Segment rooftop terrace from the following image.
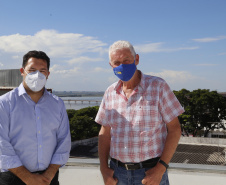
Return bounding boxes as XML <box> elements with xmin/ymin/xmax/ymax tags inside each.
<box><xmin>58</xmin><ymin>137</ymin><xmax>226</xmax><ymax>185</ymax></box>
<box><xmin>59</xmin><ymin>158</ymin><xmax>226</xmax><ymax>185</ymax></box>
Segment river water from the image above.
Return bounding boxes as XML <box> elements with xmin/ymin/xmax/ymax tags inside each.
<box><xmin>61</xmin><ymin>96</ymin><xmax>103</xmax><ymax>110</ymax></box>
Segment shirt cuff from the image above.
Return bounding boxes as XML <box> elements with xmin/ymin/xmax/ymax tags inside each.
<box><xmin>0</xmin><ymin>155</ymin><xmax>23</xmax><ymax>171</ymax></box>
<box><xmin>50</xmin><ymin>152</ymin><xmax>69</xmax><ymax>167</ymax></box>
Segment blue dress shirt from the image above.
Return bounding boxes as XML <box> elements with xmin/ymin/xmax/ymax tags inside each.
<box><xmin>0</xmin><ymin>83</ymin><xmax>71</xmax><ymax>172</ymax></box>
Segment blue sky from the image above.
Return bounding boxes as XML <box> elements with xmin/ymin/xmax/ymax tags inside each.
<box><xmin>0</xmin><ymin>0</ymin><xmax>225</xmax><ymax>92</ymax></box>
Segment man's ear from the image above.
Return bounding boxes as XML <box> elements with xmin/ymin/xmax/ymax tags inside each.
<box><xmin>20</xmin><ymin>68</ymin><xmax>25</xmax><ymax>76</ymax></box>
<box><xmin>135</xmin><ymin>54</ymin><xmax>139</xmax><ymax>65</ymax></box>
<box><xmin>47</xmin><ymin>71</ymin><xmax>50</xmax><ymax>79</ymax></box>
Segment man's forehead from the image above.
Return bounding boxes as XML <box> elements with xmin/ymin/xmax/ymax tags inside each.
<box><xmin>26</xmin><ymin>58</ymin><xmax>47</xmax><ymax>67</ymax></box>
<box><xmin>112</xmin><ymin>48</ymin><xmax>130</xmax><ymax>53</ymax></box>
<box><xmin>111</xmin><ymin>48</ymin><xmax>132</xmax><ymax>58</ymax></box>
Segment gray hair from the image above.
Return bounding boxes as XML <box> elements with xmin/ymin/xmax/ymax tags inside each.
<box><xmin>109</xmin><ymin>40</ymin><xmax>136</xmax><ymax>61</ymax></box>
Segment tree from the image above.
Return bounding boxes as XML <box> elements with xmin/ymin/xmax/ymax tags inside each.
<box><xmin>174</xmin><ymin>89</ymin><xmax>194</xmax><ymax>136</ymax></box>
<box><xmin>174</xmin><ymin>89</ymin><xmax>226</xmax><ymax>137</ymax></box>
<box><xmin>67</xmin><ymin>106</ymin><xmax>101</xmax><ymax>141</ymax></box>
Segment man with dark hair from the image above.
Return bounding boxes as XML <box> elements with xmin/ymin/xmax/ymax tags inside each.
<box><xmin>22</xmin><ymin>50</ymin><xmax>50</xmax><ymax>70</ymax></box>
<box><xmin>0</xmin><ymin>50</ymin><xmax>71</xmax><ymax>185</ymax></box>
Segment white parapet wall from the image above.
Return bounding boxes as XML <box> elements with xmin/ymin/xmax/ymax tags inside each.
<box><xmin>179</xmin><ymin>136</ymin><xmax>226</xmax><ymax>146</ymax></box>
<box><xmin>71</xmin><ymin>136</ymin><xmax>226</xmax><ymax>148</ymax></box>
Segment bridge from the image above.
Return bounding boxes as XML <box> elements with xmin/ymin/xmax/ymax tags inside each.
<box><xmin>63</xmin><ymin>99</ymin><xmax>102</xmax><ymax>104</ymax></box>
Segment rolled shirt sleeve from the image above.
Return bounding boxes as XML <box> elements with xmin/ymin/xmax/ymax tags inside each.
<box><xmin>50</xmin><ymin>101</ymin><xmax>71</xmax><ymax>166</ymax></box>
<box><xmin>95</xmin><ymin>91</ymin><xmax>109</xmax><ymax>126</ymax></box>
<box><xmin>159</xmin><ymin>80</ymin><xmax>185</xmax><ymax>124</ymax></box>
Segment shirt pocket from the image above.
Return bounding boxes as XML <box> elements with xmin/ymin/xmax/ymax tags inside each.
<box><xmin>139</xmin><ymin>100</ymin><xmax>161</xmax><ymax>125</ymax></box>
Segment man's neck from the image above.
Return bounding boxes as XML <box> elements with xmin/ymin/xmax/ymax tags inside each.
<box><xmin>122</xmin><ymin>70</ymin><xmax>141</xmax><ymax>99</ymax></box>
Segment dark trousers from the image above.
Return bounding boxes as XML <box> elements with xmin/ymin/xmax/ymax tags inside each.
<box><xmin>0</xmin><ymin>170</ymin><xmax>59</xmax><ymax>185</ymax></box>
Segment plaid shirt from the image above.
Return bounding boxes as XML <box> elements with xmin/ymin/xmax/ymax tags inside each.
<box><xmin>95</xmin><ymin>72</ymin><xmax>184</xmax><ymax>163</ymax></box>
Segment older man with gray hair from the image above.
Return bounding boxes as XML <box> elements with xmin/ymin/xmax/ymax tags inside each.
<box><xmin>95</xmin><ymin>40</ymin><xmax>184</xmax><ymax>185</ymax></box>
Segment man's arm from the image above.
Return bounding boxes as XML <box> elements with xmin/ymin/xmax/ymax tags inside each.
<box><xmin>98</xmin><ymin>125</ymin><xmax>117</xmax><ymax>185</ymax></box>
<box><xmin>50</xmin><ymin>103</ymin><xmax>71</xmax><ymax>168</ymax></box>
<box><xmin>159</xmin><ymin>117</ymin><xmax>182</xmax><ymax>165</ymax></box>
<box><xmin>42</xmin><ymin>164</ymin><xmax>61</xmax><ymax>182</ymax></box>
<box><xmin>142</xmin><ymin>117</ymin><xmax>181</xmax><ymax>185</ymax></box>
<box><xmin>9</xmin><ymin>166</ymin><xmax>50</xmax><ymax>185</ymax></box>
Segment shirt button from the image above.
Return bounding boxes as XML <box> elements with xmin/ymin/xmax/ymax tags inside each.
<box><xmin>39</xmin><ymin>145</ymin><xmax>42</xmax><ymax>148</ymax></box>
<box><xmin>38</xmin><ymin>131</ymin><xmax>40</xmax><ymax>134</ymax></box>
<box><xmin>37</xmin><ymin>117</ymin><xmax>39</xmax><ymax>119</ymax></box>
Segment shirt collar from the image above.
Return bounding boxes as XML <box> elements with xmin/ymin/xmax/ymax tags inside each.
<box><xmin>139</xmin><ymin>71</ymin><xmax>145</xmax><ymax>91</ymax></box>
<box><xmin>18</xmin><ymin>83</ymin><xmax>27</xmax><ymax>96</ymax></box>
<box><xmin>114</xmin><ymin>70</ymin><xmax>146</xmax><ymax>93</ymax></box>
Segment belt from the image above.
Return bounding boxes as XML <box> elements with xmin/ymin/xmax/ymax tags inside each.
<box><xmin>111</xmin><ymin>157</ymin><xmax>160</xmax><ymax>170</ymax></box>
<box><xmin>32</xmin><ymin>170</ymin><xmax>46</xmax><ymax>174</ymax></box>
<box><xmin>31</xmin><ymin>170</ymin><xmax>59</xmax><ymax>174</ymax></box>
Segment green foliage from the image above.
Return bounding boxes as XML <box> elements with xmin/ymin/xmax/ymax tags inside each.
<box><xmin>66</xmin><ymin>106</ymin><xmax>101</xmax><ymax>141</ymax></box>
<box><xmin>174</xmin><ymin>89</ymin><xmax>226</xmax><ymax>137</ymax></box>
<box><xmin>66</xmin><ymin>89</ymin><xmax>226</xmax><ymax>140</ymax></box>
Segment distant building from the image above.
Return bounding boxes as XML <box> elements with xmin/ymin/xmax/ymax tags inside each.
<box><xmin>0</xmin><ymin>69</ymin><xmax>22</xmax><ymax>96</ymax></box>
<box><xmin>207</xmin><ymin>120</ymin><xmax>226</xmax><ymax>138</ymax></box>
<box><xmin>0</xmin><ymin>69</ymin><xmax>22</xmax><ymax>87</ymax></box>
<box><xmin>219</xmin><ymin>92</ymin><xmax>226</xmax><ymax>97</ymax></box>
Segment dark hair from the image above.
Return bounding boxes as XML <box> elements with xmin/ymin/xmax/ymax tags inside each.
<box><xmin>23</xmin><ymin>50</ymin><xmax>50</xmax><ymax>70</ymax></box>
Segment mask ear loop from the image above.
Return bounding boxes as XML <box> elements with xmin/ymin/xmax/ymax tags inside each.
<box><xmin>23</xmin><ymin>68</ymin><xmax>29</xmax><ymax>75</ymax></box>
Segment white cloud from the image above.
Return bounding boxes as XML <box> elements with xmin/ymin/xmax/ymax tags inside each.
<box><xmin>12</xmin><ymin>55</ymin><xmax>20</xmax><ymax>59</ymax></box>
<box><xmin>93</xmin><ymin>67</ymin><xmax>111</xmax><ymax>73</ymax></box>
<box><xmin>108</xmin><ymin>76</ymin><xmax>118</xmax><ymax>84</ymax></box>
<box><xmin>145</xmin><ymin>70</ymin><xmax>211</xmax><ymax>91</ymax></box>
<box><xmin>134</xmin><ymin>43</ymin><xmax>163</xmax><ymax>53</ymax></box>
<box><xmin>0</xmin><ymin>62</ymin><xmax>3</xmax><ymax>67</ymax></box>
<box><xmin>134</xmin><ymin>43</ymin><xmax>198</xmax><ymax>53</ymax></box>
<box><xmin>218</xmin><ymin>52</ymin><xmax>226</xmax><ymax>55</ymax></box>
<box><xmin>67</xmin><ymin>56</ymin><xmax>104</xmax><ymax>64</ymax></box>
<box><xmin>147</xmin><ymin>70</ymin><xmax>196</xmax><ymax>84</ymax></box>
<box><xmin>50</xmin><ymin>64</ymin><xmax>80</xmax><ymax>76</ymax></box>
<box><xmin>194</xmin><ymin>63</ymin><xmax>217</xmax><ymax>66</ymax></box>
<box><xmin>192</xmin><ymin>36</ymin><xmax>226</xmax><ymax>43</ymax></box>
<box><xmin>0</xmin><ymin>30</ymin><xmax>107</xmax><ymax>57</ymax></box>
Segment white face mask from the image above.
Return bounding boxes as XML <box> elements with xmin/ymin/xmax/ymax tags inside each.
<box><xmin>24</xmin><ymin>69</ymin><xmax>47</xmax><ymax>92</ymax></box>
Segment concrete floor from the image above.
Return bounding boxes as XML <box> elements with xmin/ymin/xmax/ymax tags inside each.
<box><xmin>59</xmin><ymin>166</ymin><xmax>226</xmax><ymax>185</ymax></box>
<box><xmin>59</xmin><ymin>158</ymin><xmax>226</xmax><ymax>185</ymax></box>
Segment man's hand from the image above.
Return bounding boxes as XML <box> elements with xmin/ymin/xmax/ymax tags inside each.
<box><xmin>9</xmin><ymin>166</ymin><xmax>51</xmax><ymax>185</ymax></box>
<box><xmin>98</xmin><ymin>125</ymin><xmax>117</xmax><ymax>185</ymax></box>
<box><xmin>101</xmin><ymin>167</ymin><xmax>118</xmax><ymax>185</ymax></box>
<box><xmin>141</xmin><ymin>163</ymin><xmax>165</xmax><ymax>185</ymax></box>
<box><xmin>42</xmin><ymin>164</ymin><xmax>60</xmax><ymax>183</ymax></box>
<box><xmin>25</xmin><ymin>173</ymin><xmax>50</xmax><ymax>185</ymax></box>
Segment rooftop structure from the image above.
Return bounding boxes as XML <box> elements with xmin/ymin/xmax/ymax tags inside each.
<box><xmin>0</xmin><ymin>69</ymin><xmax>22</xmax><ymax>87</ymax></box>
<box><xmin>0</xmin><ymin>69</ymin><xmax>22</xmax><ymax>95</ymax></box>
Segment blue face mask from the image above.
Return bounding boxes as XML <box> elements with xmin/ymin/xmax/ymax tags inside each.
<box><xmin>113</xmin><ymin>60</ymin><xmax>136</xmax><ymax>81</ymax></box>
